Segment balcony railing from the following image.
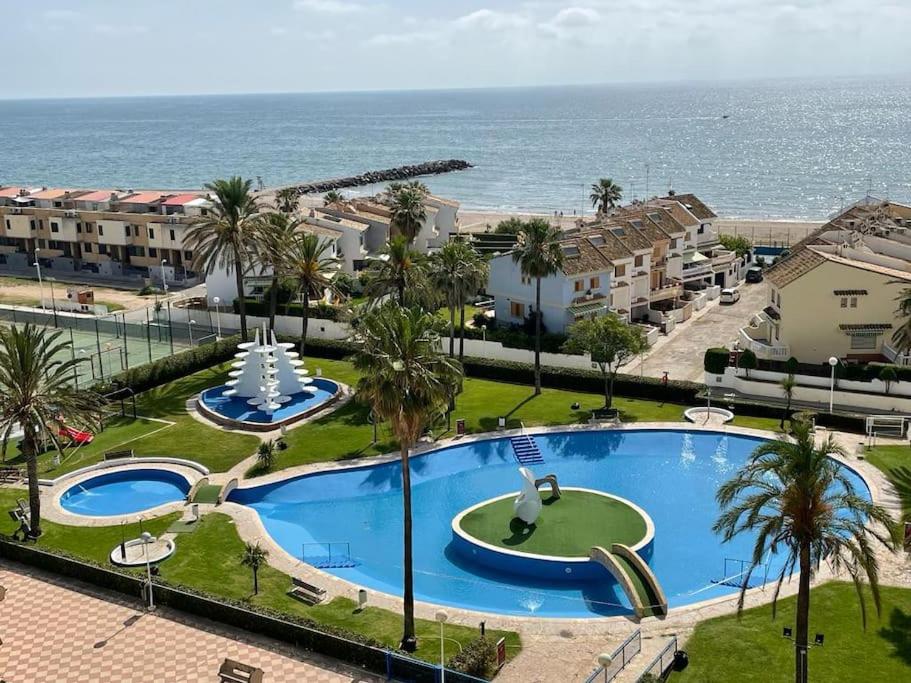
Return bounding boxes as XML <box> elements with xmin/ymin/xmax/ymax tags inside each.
<box><xmin>649</xmin><ymin>282</ymin><xmax>683</xmax><ymax>303</ymax></box>
<box><xmin>882</xmin><ymin>342</ymin><xmax>911</xmax><ymax>366</ymax></box>
<box><xmin>738</xmin><ymin>328</ymin><xmax>790</xmax><ymax>359</ymax></box>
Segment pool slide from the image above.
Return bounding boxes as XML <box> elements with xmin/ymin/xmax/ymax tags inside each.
<box><xmin>589</xmin><ymin>545</ymin><xmax>668</xmax><ymax>619</ymax></box>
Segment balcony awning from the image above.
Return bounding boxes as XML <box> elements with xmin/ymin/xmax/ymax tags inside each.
<box><xmin>683</xmin><ymin>251</ymin><xmax>709</xmax><ymax>264</ymax></box>
<box><xmin>569</xmin><ymin>300</ymin><xmax>610</xmax><ymax>316</ymax></box>
<box><xmin>839</xmin><ymin>323</ymin><xmax>892</xmax><ymax>336</ymax></box>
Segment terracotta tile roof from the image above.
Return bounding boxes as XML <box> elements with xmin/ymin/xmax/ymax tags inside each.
<box><xmin>74</xmin><ymin>190</ymin><xmax>116</xmax><ymax>203</ymax></box>
<box><xmin>662</xmin><ymin>193</ymin><xmax>717</xmax><ymax>220</ymax></box>
<box><xmin>28</xmin><ymin>188</ymin><xmax>72</xmax><ymax>200</ymax></box>
<box><xmin>559</xmin><ymin>236</ymin><xmax>612</xmax><ymax>276</ymax></box>
<box><xmin>118</xmin><ymin>191</ymin><xmax>170</xmax><ymax>205</ymax></box>
<box><xmin>0</xmin><ymin>187</ymin><xmax>24</xmax><ymax>198</ymax></box>
<box><xmin>650</xmin><ymin>200</ymin><xmax>699</xmax><ymax>227</ymax></box>
<box><xmin>160</xmin><ymin>193</ymin><xmax>200</xmax><ymax>206</ymax></box>
<box><xmin>578</xmin><ymin>228</ymin><xmax>634</xmax><ymax>263</ymax></box>
<box><xmin>604</xmin><ymin>220</ymin><xmax>653</xmax><ymax>252</ymax></box>
<box><xmin>764</xmin><ymin>247</ymin><xmax>827</xmax><ymax>287</ymax></box>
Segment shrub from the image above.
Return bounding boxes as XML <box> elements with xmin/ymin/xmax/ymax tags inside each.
<box><xmin>334</xmin><ymin>272</ymin><xmax>362</xmax><ymax>298</ymax></box>
<box><xmin>257</xmin><ymin>440</ymin><xmax>277</xmax><ymax>471</ymax></box>
<box><xmin>879</xmin><ymin>365</ymin><xmax>898</xmax><ymax>393</ymax></box>
<box><xmin>718</xmin><ymin>234</ymin><xmax>752</xmax><ymax>257</ymax></box>
<box><xmin>448</xmin><ymin>636</ymin><xmax>496</xmax><ymax>678</ymax></box>
<box><xmin>785</xmin><ymin>356</ymin><xmax>799</xmax><ymax>375</ymax></box>
<box><xmin>739</xmin><ymin>349</ymin><xmax>757</xmax><ymax>377</ymax></box>
<box><xmin>472</xmin><ymin>311</ymin><xmax>491</xmax><ymax>329</ymax></box>
<box><xmin>703</xmin><ymin>348</ymin><xmax>730</xmax><ymax>374</ymax></box>
<box><xmin>235</xmin><ymin>298</ymin><xmax>348</xmax><ymax>322</ymax></box>
<box><xmin>138</xmin><ymin>284</ymin><xmax>162</xmax><ymax>296</ymax></box>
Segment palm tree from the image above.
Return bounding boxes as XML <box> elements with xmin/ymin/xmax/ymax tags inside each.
<box><xmin>284</xmin><ymin>232</ymin><xmax>340</xmax><ymax>356</ymax></box>
<box><xmin>0</xmin><ymin>325</ymin><xmax>105</xmax><ymax>537</ymax></box>
<box><xmin>590</xmin><ymin>178</ymin><xmax>623</xmax><ymax>214</ymax></box>
<box><xmin>364</xmin><ymin>236</ymin><xmax>429</xmax><ymax>307</ymax></box>
<box><xmin>428</xmin><ymin>242</ymin><xmax>464</xmax><ymax>357</ymax></box>
<box><xmin>274</xmin><ymin>187</ymin><xmax>299</xmax><ymax>214</ymax></box>
<box><xmin>353</xmin><ymin>303</ymin><xmax>462</xmax><ymax>651</ymax></box>
<box><xmin>456</xmin><ymin>245</ymin><xmax>489</xmax><ymax>363</ymax></box>
<box><xmin>714</xmin><ymin>420</ymin><xmax>896</xmax><ymax>683</ymax></box>
<box><xmin>779</xmin><ymin>374</ymin><xmax>796</xmax><ymax>429</ymax></box>
<box><xmin>185</xmin><ymin>177</ymin><xmax>260</xmax><ymax>341</ymax></box>
<box><xmin>891</xmin><ymin>284</ymin><xmax>911</xmax><ymax>353</ymax></box>
<box><xmin>255</xmin><ymin>211</ymin><xmax>300</xmax><ymax>330</ymax></box>
<box><xmin>512</xmin><ymin>218</ymin><xmax>564</xmax><ymax>395</ymax></box>
<box><xmin>240</xmin><ymin>542</ymin><xmax>269</xmax><ymax>595</ymax></box>
<box><xmin>388</xmin><ymin>187</ymin><xmax>427</xmax><ymax>245</ymax></box>
<box><xmin>323</xmin><ymin>190</ymin><xmax>344</xmax><ymax>206</ymax></box>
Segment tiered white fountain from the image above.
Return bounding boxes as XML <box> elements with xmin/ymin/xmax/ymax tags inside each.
<box><xmin>225</xmin><ymin>325</ymin><xmax>315</xmax><ymax>415</ymax></box>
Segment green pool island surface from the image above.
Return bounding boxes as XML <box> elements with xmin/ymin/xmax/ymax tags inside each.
<box><xmin>458</xmin><ymin>489</ymin><xmax>649</xmax><ymax>558</ymax></box>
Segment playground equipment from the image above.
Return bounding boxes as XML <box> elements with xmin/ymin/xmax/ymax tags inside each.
<box><xmin>514</xmin><ymin>467</ymin><xmax>544</xmax><ymax>524</ymax></box>
<box><xmin>59</xmin><ymin>425</ymin><xmax>94</xmax><ymax>445</ymax></box>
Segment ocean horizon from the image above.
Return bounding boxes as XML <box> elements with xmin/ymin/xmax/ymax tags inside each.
<box><xmin>1</xmin><ymin>76</ymin><xmax>909</xmax><ymax>220</ymax></box>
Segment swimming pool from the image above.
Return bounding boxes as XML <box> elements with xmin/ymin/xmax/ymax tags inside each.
<box><xmin>229</xmin><ymin>429</ymin><xmax>870</xmax><ymax>618</ymax></box>
<box><xmin>198</xmin><ymin>378</ymin><xmax>339</xmax><ymax>425</ymax></box>
<box><xmin>60</xmin><ymin>468</ymin><xmax>191</xmax><ymax>517</ymax></box>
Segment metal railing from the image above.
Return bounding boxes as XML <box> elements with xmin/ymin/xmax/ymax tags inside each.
<box><xmin>583</xmin><ymin>629</ymin><xmax>642</xmax><ymax>683</ymax></box>
<box><xmin>636</xmin><ymin>635</ymin><xmax>678</xmax><ymax>682</ymax></box>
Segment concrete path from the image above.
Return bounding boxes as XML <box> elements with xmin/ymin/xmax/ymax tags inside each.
<box><xmin>0</xmin><ymin>560</ymin><xmax>380</xmax><ymax>683</ymax></box>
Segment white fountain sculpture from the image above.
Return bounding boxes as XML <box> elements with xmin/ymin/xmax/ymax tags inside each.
<box><xmin>223</xmin><ymin>325</ymin><xmax>315</xmax><ymax>414</ymax></box>
<box><xmin>514</xmin><ymin>467</ymin><xmax>543</xmax><ymax>525</ymax></box>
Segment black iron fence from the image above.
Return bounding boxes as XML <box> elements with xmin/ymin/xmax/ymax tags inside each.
<box><xmin>583</xmin><ymin>629</ymin><xmax>642</xmax><ymax>682</ymax></box>
<box><xmin>636</xmin><ymin>635</ymin><xmax>678</xmax><ymax>681</ymax></box>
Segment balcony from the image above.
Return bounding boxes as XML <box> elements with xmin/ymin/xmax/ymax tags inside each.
<box><xmin>882</xmin><ymin>342</ymin><xmax>911</xmax><ymax>367</ymax></box>
<box><xmin>738</xmin><ymin>327</ymin><xmax>790</xmax><ymax>360</ymax></box>
<box><xmin>649</xmin><ymin>282</ymin><xmax>683</xmax><ymax>303</ymax></box>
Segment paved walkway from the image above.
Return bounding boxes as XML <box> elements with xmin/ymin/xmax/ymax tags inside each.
<box><xmin>0</xmin><ymin>561</ymin><xmax>380</xmax><ymax>683</ymax></box>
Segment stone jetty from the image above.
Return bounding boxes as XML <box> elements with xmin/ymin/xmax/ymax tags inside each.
<box><xmin>281</xmin><ymin>159</ymin><xmax>473</xmax><ymax>195</ymax></box>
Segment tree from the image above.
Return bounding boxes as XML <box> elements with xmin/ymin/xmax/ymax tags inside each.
<box><xmin>891</xmin><ymin>285</ymin><xmax>911</xmax><ymax>353</ymax></box>
<box><xmin>274</xmin><ymin>187</ymin><xmax>299</xmax><ymax>214</ymax></box>
<box><xmin>719</xmin><ymin>234</ymin><xmax>753</xmax><ymax>258</ymax></box>
<box><xmin>255</xmin><ymin>211</ymin><xmax>300</xmax><ymax>330</ymax></box>
<box><xmin>256</xmin><ymin>439</ymin><xmax>277</xmax><ymax>471</ymax></box>
<box><xmin>779</xmin><ymin>374</ymin><xmax>796</xmax><ymax>429</ymax></box>
<box><xmin>284</xmin><ymin>232</ymin><xmax>340</xmax><ymax>356</ymax></box>
<box><xmin>512</xmin><ymin>219</ymin><xmax>564</xmax><ymax>395</ymax></box>
<box><xmin>364</xmin><ymin>236</ymin><xmax>430</xmax><ymax>307</ymax></box>
<box><xmin>590</xmin><ymin>178</ymin><xmax>623</xmax><ymax>214</ymax></box>
<box><xmin>323</xmin><ymin>190</ymin><xmax>344</xmax><ymax>206</ymax></box>
<box><xmin>563</xmin><ymin>314</ymin><xmax>646</xmax><ymax>410</ymax></box>
<box><xmin>388</xmin><ymin>187</ymin><xmax>427</xmax><ymax>244</ymax></box>
<box><xmin>785</xmin><ymin>356</ymin><xmax>800</xmax><ymax>375</ymax></box>
<box><xmin>739</xmin><ymin>348</ymin><xmax>757</xmax><ymax>379</ymax></box>
<box><xmin>456</xmin><ymin>246</ymin><xmax>489</xmax><ymax>363</ymax></box>
<box><xmin>353</xmin><ymin>303</ymin><xmax>462</xmax><ymax>651</ymax></box>
<box><xmin>879</xmin><ymin>365</ymin><xmax>898</xmax><ymax>394</ymax></box>
<box><xmin>0</xmin><ymin>325</ymin><xmax>105</xmax><ymax>536</ymax></box>
<box><xmin>714</xmin><ymin>420</ymin><xmax>896</xmax><ymax>683</ymax></box>
<box><xmin>240</xmin><ymin>542</ymin><xmax>269</xmax><ymax>595</ymax></box>
<box><xmin>428</xmin><ymin>241</ymin><xmax>465</xmax><ymax>357</ymax></box>
<box><xmin>494</xmin><ymin>217</ymin><xmax>526</xmax><ymax>235</ymax></box>
<box><xmin>185</xmin><ymin>177</ymin><xmax>260</xmax><ymax>341</ymax></box>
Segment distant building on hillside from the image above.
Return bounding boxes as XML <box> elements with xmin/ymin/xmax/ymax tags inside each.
<box><xmin>740</xmin><ymin>198</ymin><xmax>911</xmax><ymax>364</ymax></box>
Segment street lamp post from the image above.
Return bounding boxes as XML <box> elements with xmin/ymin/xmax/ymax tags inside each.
<box><xmin>188</xmin><ymin>319</ymin><xmax>196</xmax><ymax>346</ymax></box>
<box><xmin>828</xmin><ymin>356</ymin><xmax>839</xmax><ymax>413</ymax></box>
<box><xmin>435</xmin><ymin>610</ymin><xmax>449</xmax><ymax>683</ymax></box>
<box><xmin>140</xmin><ymin>531</ymin><xmax>157</xmax><ymax>610</ymax></box>
<box><xmin>160</xmin><ymin>259</ymin><xmax>169</xmax><ymax>297</ymax></box>
<box><xmin>47</xmin><ymin>277</ymin><xmax>59</xmax><ymax>327</ymax></box>
<box><xmin>213</xmin><ymin>296</ymin><xmax>222</xmax><ymax>340</ymax></box>
<box><xmin>33</xmin><ymin>248</ymin><xmax>45</xmax><ymax>311</ymax></box>
<box><xmin>480</xmin><ymin>324</ymin><xmax>487</xmax><ymax>342</ymax></box>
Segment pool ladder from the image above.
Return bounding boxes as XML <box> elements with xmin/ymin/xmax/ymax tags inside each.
<box><xmin>509</xmin><ymin>435</ymin><xmax>544</xmax><ymax>465</ymax></box>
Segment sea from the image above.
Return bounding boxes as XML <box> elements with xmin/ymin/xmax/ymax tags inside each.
<box><xmin>1</xmin><ymin>76</ymin><xmax>910</xmax><ymax>219</ymax></box>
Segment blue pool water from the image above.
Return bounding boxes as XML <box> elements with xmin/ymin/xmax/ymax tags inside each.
<box><xmin>60</xmin><ymin>469</ymin><xmax>190</xmax><ymax>517</ymax></box>
<box><xmin>229</xmin><ymin>429</ymin><xmax>870</xmax><ymax>618</ymax></box>
<box><xmin>200</xmin><ymin>378</ymin><xmax>339</xmax><ymax>424</ymax></box>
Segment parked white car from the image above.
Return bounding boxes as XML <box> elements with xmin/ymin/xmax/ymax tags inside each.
<box><xmin>720</xmin><ymin>288</ymin><xmax>741</xmax><ymax>304</ymax></box>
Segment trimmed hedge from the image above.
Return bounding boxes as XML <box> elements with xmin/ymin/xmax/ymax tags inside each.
<box><xmin>703</xmin><ymin>348</ymin><xmax>729</xmax><ymax>375</ymax></box>
<box><xmin>449</xmin><ymin>636</ymin><xmax>497</xmax><ymax>678</ymax></box>
<box><xmin>235</xmin><ymin>298</ymin><xmax>348</xmax><ymax>323</ymax></box>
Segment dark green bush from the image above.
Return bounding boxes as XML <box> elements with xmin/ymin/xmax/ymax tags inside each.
<box><xmin>448</xmin><ymin>636</ymin><xmax>496</xmax><ymax>678</ymax></box>
<box><xmin>785</xmin><ymin>357</ymin><xmax>799</xmax><ymax>375</ymax></box>
<box><xmin>703</xmin><ymin>348</ymin><xmax>730</xmax><ymax>374</ymax></box>
<box><xmin>739</xmin><ymin>349</ymin><xmax>757</xmax><ymax>376</ymax></box>
<box><xmin>235</xmin><ymin>298</ymin><xmax>348</xmax><ymax>322</ymax></box>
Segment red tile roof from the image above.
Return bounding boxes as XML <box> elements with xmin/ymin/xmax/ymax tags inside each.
<box><xmin>0</xmin><ymin>187</ymin><xmax>24</xmax><ymax>198</ymax></box>
<box><xmin>119</xmin><ymin>191</ymin><xmax>170</xmax><ymax>205</ymax></box>
<box><xmin>160</xmin><ymin>193</ymin><xmax>200</xmax><ymax>206</ymax></box>
<box><xmin>28</xmin><ymin>188</ymin><xmax>72</xmax><ymax>200</ymax></box>
<box><xmin>75</xmin><ymin>190</ymin><xmax>116</xmax><ymax>203</ymax></box>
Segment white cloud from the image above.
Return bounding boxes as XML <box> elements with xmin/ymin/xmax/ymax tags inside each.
<box><xmin>551</xmin><ymin>7</ymin><xmax>601</xmax><ymax>28</ymax></box>
<box><xmin>453</xmin><ymin>9</ymin><xmax>529</xmax><ymax>32</ymax></box>
<box><xmin>293</xmin><ymin>0</ymin><xmax>365</xmax><ymax>14</ymax></box>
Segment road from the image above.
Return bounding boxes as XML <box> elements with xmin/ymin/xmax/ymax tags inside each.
<box><xmin>630</xmin><ymin>282</ymin><xmax>769</xmax><ymax>383</ymax></box>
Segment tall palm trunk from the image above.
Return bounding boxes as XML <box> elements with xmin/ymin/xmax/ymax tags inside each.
<box><xmin>300</xmin><ymin>289</ymin><xmax>310</xmax><ymax>357</ymax></box>
<box><xmin>458</xmin><ymin>292</ymin><xmax>466</xmax><ymax>363</ymax></box>
<box><xmin>253</xmin><ymin>567</ymin><xmax>259</xmax><ymax>595</ymax></box>
<box><xmin>534</xmin><ymin>277</ymin><xmax>542</xmax><ymax>395</ymax></box>
<box><xmin>268</xmin><ymin>275</ymin><xmax>279</xmax><ymax>330</ymax></box>
<box><xmin>795</xmin><ymin>542</ymin><xmax>811</xmax><ymax>683</ymax></box>
<box><xmin>234</xmin><ymin>255</ymin><xmax>248</xmax><ymax>341</ymax></box>
<box><xmin>400</xmin><ymin>444</ymin><xmax>417</xmax><ymax>651</ymax></box>
<box><xmin>25</xmin><ymin>432</ymin><xmax>41</xmax><ymax>537</ymax></box>
<box><xmin>448</xmin><ymin>302</ymin><xmax>455</xmax><ymax>357</ymax></box>
<box><xmin>398</xmin><ymin>281</ymin><xmax>405</xmax><ymax>306</ymax></box>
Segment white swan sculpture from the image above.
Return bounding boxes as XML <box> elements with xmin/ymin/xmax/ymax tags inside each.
<box><xmin>513</xmin><ymin>467</ymin><xmax>543</xmax><ymax>525</ymax></box>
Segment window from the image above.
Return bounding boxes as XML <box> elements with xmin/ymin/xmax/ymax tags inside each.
<box><xmin>98</xmin><ymin>224</ymin><xmax>104</xmax><ymax>236</ymax></box>
<box><xmin>124</xmin><ymin>225</ymin><xmax>131</xmax><ymax>237</ymax></box>
<box><xmin>590</xmin><ymin>276</ymin><xmax>600</xmax><ymax>289</ymax></box>
<box><xmin>38</xmin><ymin>239</ymin><xmax>46</xmax><ymax>248</ymax></box>
<box><xmin>169</xmin><ymin>229</ymin><xmax>176</xmax><ymax>241</ymax></box>
<box><xmin>98</xmin><ymin>244</ymin><xmax>108</xmax><ymax>255</ymax></box>
<box><xmin>127</xmin><ymin>245</ymin><xmax>146</xmax><ymax>257</ymax></box>
<box><xmin>149</xmin><ymin>247</ymin><xmax>158</xmax><ymax>258</ymax></box>
<box><xmin>148</xmin><ymin>227</ymin><xmax>155</xmax><ymax>239</ymax></box>
<box><xmin>4</xmin><ymin>220</ymin><xmax>9</xmax><ymax>230</ymax></box>
<box><xmin>83</xmin><ymin>243</ymin><xmax>92</xmax><ymax>253</ymax></box>
<box><xmin>51</xmin><ymin>221</ymin><xmax>59</xmax><ymax>233</ymax></box>
<box><xmin>510</xmin><ymin>301</ymin><xmax>525</xmax><ymax>318</ymax></box>
<box><xmin>615</xmin><ymin>264</ymin><xmax>626</xmax><ymax>277</ymax></box>
<box><xmin>850</xmin><ymin>297</ymin><xmax>858</xmax><ymax>308</ymax></box>
<box><xmin>86</xmin><ymin>223</ymin><xmax>93</xmax><ymax>233</ymax></box>
<box><xmin>29</xmin><ymin>220</ymin><xmax>36</xmax><ymax>231</ymax></box>
<box><xmin>840</xmin><ymin>297</ymin><xmax>847</xmax><ymax>308</ymax></box>
<box><xmin>184</xmin><ymin>250</ymin><xmax>193</xmax><ymax>261</ymax></box>
<box><xmin>574</xmin><ymin>279</ymin><xmax>585</xmax><ymax>292</ymax></box>
<box><xmin>76</xmin><ymin>222</ymin><xmax>82</xmax><ymax>233</ymax></box>
<box><xmin>850</xmin><ymin>334</ymin><xmax>876</xmax><ymax>350</ymax></box>
<box><xmin>634</xmin><ymin>255</ymin><xmax>644</xmax><ymax>268</ymax></box>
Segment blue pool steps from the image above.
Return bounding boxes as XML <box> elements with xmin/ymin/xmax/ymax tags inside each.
<box><xmin>510</xmin><ymin>435</ymin><xmax>544</xmax><ymax>465</ymax></box>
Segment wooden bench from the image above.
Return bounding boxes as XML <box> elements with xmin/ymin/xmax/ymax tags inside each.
<box><xmin>0</xmin><ymin>467</ymin><xmax>22</xmax><ymax>484</ymax></box>
<box><xmin>104</xmin><ymin>449</ymin><xmax>134</xmax><ymax>461</ymax></box>
<box><xmin>218</xmin><ymin>658</ymin><xmax>264</xmax><ymax>683</ymax></box>
<box><xmin>288</xmin><ymin>576</ymin><xmax>326</xmax><ymax>605</ymax></box>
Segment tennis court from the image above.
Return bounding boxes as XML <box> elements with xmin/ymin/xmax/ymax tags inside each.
<box><xmin>0</xmin><ymin>306</ymin><xmax>210</xmax><ymax>387</ymax></box>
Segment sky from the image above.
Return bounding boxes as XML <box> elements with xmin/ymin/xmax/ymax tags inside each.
<box><xmin>4</xmin><ymin>1</ymin><xmax>911</xmax><ymax>99</ymax></box>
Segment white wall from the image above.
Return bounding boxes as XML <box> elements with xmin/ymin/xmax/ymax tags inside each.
<box><xmin>168</xmin><ymin>306</ymin><xmax>350</xmax><ymax>341</ymax></box>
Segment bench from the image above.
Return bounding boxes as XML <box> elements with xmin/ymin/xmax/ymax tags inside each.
<box><xmin>288</xmin><ymin>576</ymin><xmax>326</xmax><ymax>605</ymax></box>
<box><xmin>0</xmin><ymin>467</ymin><xmax>22</xmax><ymax>484</ymax></box>
<box><xmin>218</xmin><ymin>658</ymin><xmax>264</xmax><ymax>683</ymax></box>
<box><xmin>104</xmin><ymin>449</ymin><xmax>134</xmax><ymax>461</ymax></box>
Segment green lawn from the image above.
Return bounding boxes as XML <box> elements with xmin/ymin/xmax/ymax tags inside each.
<box><xmin>460</xmin><ymin>490</ymin><xmax>647</xmax><ymax>556</ymax></box>
<box><xmin>866</xmin><ymin>445</ymin><xmax>911</xmax><ymax>518</ymax></box>
<box><xmin>672</xmin><ymin>581</ymin><xmax>911</xmax><ymax>682</ymax></box>
<box><xmin>0</xmin><ymin>487</ymin><xmax>520</xmax><ymax>667</ymax></box>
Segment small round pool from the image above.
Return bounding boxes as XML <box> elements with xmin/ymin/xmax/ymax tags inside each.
<box><xmin>198</xmin><ymin>378</ymin><xmax>340</xmax><ymax>429</ymax></box>
<box><xmin>60</xmin><ymin>468</ymin><xmax>191</xmax><ymax>517</ymax></box>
